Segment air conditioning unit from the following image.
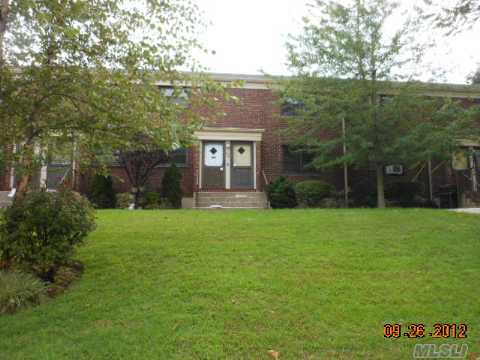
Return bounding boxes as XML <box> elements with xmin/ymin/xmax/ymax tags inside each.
<box><xmin>385</xmin><ymin>165</ymin><xmax>404</xmax><ymax>176</ymax></box>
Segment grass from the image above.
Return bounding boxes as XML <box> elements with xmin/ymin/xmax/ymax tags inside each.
<box><xmin>0</xmin><ymin>209</ymin><xmax>479</xmax><ymax>359</ymax></box>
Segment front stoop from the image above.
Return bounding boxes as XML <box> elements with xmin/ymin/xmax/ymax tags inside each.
<box><xmin>195</xmin><ymin>192</ymin><xmax>268</xmax><ymax>209</ymax></box>
<box><xmin>0</xmin><ymin>191</ymin><xmax>12</xmax><ymax>209</ymax></box>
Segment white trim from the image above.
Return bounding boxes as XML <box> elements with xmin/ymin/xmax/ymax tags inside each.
<box><xmin>225</xmin><ymin>141</ymin><xmax>231</xmax><ymax>190</ymax></box>
<box><xmin>34</xmin><ymin>144</ymin><xmax>47</xmax><ymax>189</ymax></box>
<box><xmin>194</xmin><ymin>128</ymin><xmax>264</xmax><ymax>142</ymax></box>
<box><xmin>198</xmin><ymin>143</ymin><xmax>203</xmax><ymax>189</ymax></box>
<box><xmin>39</xmin><ymin>165</ymin><xmax>47</xmax><ymax>189</ymax></box>
<box><xmin>253</xmin><ymin>142</ymin><xmax>257</xmax><ymax>190</ymax></box>
<box><xmin>9</xmin><ymin>144</ymin><xmax>16</xmax><ymax>190</ymax></box>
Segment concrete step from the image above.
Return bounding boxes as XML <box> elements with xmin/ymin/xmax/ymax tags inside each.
<box><xmin>196</xmin><ymin>192</ymin><xmax>268</xmax><ymax>209</ymax></box>
<box><xmin>0</xmin><ymin>191</ymin><xmax>12</xmax><ymax>208</ymax></box>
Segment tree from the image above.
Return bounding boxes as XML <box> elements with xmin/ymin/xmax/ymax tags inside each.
<box><xmin>423</xmin><ymin>0</ymin><xmax>480</xmax><ymax>34</ymax></box>
<box><xmin>161</xmin><ymin>163</ymin><xmax>182</xmax><ymax>208</ymax></box>
<box><xmin>469</xmin><ymin>68</ymin><xmax>480</xmax><ymax>84</ymax></box>
<box><xmin>116</xmin><ymin>145</ymin><xmax>172</xmax><ymax>209</ymax></box>
<box><xmin>0</xmin><ymin>0</ymin><xmax>223</xmax><ymax>199</ymax></box>
<box><xmin>283</xmin><ymin>0</ymin><xmax>479</xmax><ymax>208</ymax></box>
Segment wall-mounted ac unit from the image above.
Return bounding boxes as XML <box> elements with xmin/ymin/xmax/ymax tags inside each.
<box><xmin>385</xmin><ymin>165</ymin><xmax>404</xmax><ymax>176</ymax></box>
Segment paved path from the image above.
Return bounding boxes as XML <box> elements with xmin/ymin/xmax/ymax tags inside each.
<box><xmin>451</xmin><ymin>208</ymin><xmax>480</xmax><ymax>214</ymax></box>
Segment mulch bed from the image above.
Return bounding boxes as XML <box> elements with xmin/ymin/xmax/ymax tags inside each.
<box><xmin>46</xmin><ymin>261</ymin><xmax>84</xmax><ymax>298</ymax></box>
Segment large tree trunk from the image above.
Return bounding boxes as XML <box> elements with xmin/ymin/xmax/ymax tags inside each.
<box><xmin>376</xmin><ymin>163</ymin><xmax>386</xmax><ymax>208</ymax></box>
<box><xmin>15</xmin><ymin>172</ymin><xmax>32</xmax><ymax>200</ymax></box>
<box><xmin>15</xmin><ymin>143</ymin><xmax>35</xmax><ymax>201</ymax></box>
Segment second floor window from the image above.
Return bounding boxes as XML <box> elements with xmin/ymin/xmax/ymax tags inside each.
<box><xmin>108</xmin><ymin>147</ymin><xmax>188</xmax><ymax>167</ymax></box>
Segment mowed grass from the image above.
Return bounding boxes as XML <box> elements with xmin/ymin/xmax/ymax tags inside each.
<box><xmin>1</xmin><ymin>209</ymin><xmax>479</xmax><ymax>359</ymax></box>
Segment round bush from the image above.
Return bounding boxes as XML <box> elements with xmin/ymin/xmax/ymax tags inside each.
<box><xmin>116</xmin><ymin>193</ymin><xmax>134</xmax><ymax>209</ymax></box>
<box><xmin>0</xmin><ymin>190</ymin><xmax>96</xmax><ymax>281</ymax></box>
<box><xmin>266</xmin><ymin>177</ymin><xmax>297</xmax><ymax>209</ymax></box>
<box><xmin>141</xmin><ymin>191</ymin><xmax>162</xmax><ymax>209</ymax></box>
<box><xmin>295</xmin><ymin>180</ymin><xmax>335</xmax><ymax>207</ymax></box>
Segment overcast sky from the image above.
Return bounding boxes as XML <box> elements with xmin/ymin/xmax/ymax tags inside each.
<box><xmin>194</xmin><ymin>0</ymin><xmax>480</xmax><ymax>84</ymax></box>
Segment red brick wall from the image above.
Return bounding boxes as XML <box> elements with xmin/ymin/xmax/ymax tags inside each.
<box><xmin>0</xmin><ymin>145</ymin><xmax>13</xmax><ymax>191</ymax></box>
<box><xmin>0</xmin><ymin>170</ymin><xmax>9</xmax><ymax>191</ymax></box>
<box><xmin>199</xmin><ymin>88</ymin><xmax>340</xmax><ymax>190</ymax></box>
<box><xmin>77</xmin><ymin>87</ymin><xmax>342</xmax><ymax>196</ymax></box>
<box><xmin>78</xmin><ymin>149</ymin><xmax>195</xmax><ymax>197</ymax></box>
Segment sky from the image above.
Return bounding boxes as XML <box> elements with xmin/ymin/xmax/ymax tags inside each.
<box><xmin>194</xmin><ymin>0</ymin><xmax>480</xmax><ymax>84</ymax></box>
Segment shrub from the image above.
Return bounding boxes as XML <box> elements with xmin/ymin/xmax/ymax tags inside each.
<box><xmin>385</xmin><ymin>181</ymin><xmax>425</xmax><ymax>207</ymax></box>
<box><xmin>0</xmin><ymin>271</ymin><xmax>45</xmax><ymax>314</ymax></box>
<box><xmin>351</xmin><ymin>180</ymin><xmax>377</xmax><ymax>208</ymax></box>
<box><xmin>89</xmin><ymin>174</ymin><xmax>116</xmax><ymax>208</ymax></box>
<box><xmin>295</xmin><ymin>180</ymin><xmax>334</xmax><ymax>207</ymax></box>
<box><xmin>0</xmin><ymin>190</ymin><xmax>96</xmax><ymax>281</ymax></box>
<box><xmin>141</xmin><ymin>191</ymin><xmax>162</xmax><ymax>209</ymax></box>
<box><xmin>161</xmin><ymin>164</ymin><xmax>183</xmax><ymax>208</ymax></box>
<box><xmin>266</xmin><ymin>177</ymin><xmax>297</xmax><ymax>208</ymax></box>
<box><xmin>116</xmin><ymin>193</ymin><xmax>134</xmax><ymax>209</ymax></box>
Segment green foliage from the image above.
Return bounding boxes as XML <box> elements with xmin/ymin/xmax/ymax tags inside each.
<box><xmin>385</xmin><ymin>181</ymin><xmax>425</xmax><ymax>207</ymax></box>
<box><xmin>89</xmin><ymin>175</ymin><xmax>116</xmax><ymax>209</ymax></box>
<box><xmin>161</xmin><ymin>164</ymin><xmax>183</xmax><ymax>208</ymax></box>
<box><xmin>282</xmin><ymin>0</ymin><xmax>480</xmax><ymax>208</ymax></box>
<box><xmin>422</xmin><ymin>0</ymin><xmax>480</xmax><ymax>35</ymax></box>
<box><xmin>140</xmin><ymin>191</ymin><xmax>162</xmax><ymax>209</ymax></box>
<box><xmin>0</xmin><ymin>0</ymin><xmax>228</xmax><ymax>193</ymax></box>
<box><xmin>0</xmin><ymin>271</ymin><xmax>45</xmax><ymax>314</ymax></box>
<box><xmin>0</xmin><ymin>190</ymin><xmax>96</xmax><ymax>281</ymax></box>
<box><xmin>116</xmin><ymin>193</ymin><xmax>134</xmax><ymax>209</ymax></box>
<box><xmin>266</xmin><ymin>177</ymin><xmax>297</xmax><ymax>209</ymax></box>
<box><xmin>295</xmin><ymin>180</ymin><xmax>335</xmax><ymax>208</ymax></box>
<box><xmin>351</xmin><ymin>180</ymin><xmax>377</xmax><ymax>208</ymax></box>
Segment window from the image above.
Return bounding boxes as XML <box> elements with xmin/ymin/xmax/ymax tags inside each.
<box><xmin>282</xmin><ymin>145</ymin><xmax>315</xmax><ymax>173</ymax></box>
<box><xmin>110</xmin><ymin>148</ymin><xmax>187</xmax><ymax>167</ymax></box>
<box><xmin>159</xmin><ymin>86</ymin><xmax>190</xmax><ymax>106</ymax></box>
<box><xmin>168</xmin><ymin>148</ymin><xmax>187</xmax><ymax>166</ymax></box>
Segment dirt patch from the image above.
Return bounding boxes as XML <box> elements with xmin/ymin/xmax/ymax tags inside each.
<box><xmin>46</xmin><ymin>261</ymin><xmax>84</xmax><ymax>298</ymax></box>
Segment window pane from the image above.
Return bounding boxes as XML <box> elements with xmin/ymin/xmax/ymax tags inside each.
<box><xmin>233</xmin><ymin>144</ymin><xmax>251</xmax><ymax>167</ymax></box>
<box><xmin>169</xmin><ymin>148</ymin><xmax>187</xmax><ymax>165</ymax></box>
<box><xmin>282</xmin><ymin>145</ymin><xmax>302</xmax><ymax>173</ymax></box>
<box><xmin>282</xmin><ymin>145</ymin><xmax>317</xmax><ymax>173</ymax></box>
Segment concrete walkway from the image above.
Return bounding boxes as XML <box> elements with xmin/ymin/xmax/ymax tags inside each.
<box><xmin>451</xmin><ymin>208</ymin><xmax>480</xmax><ymax>214</ymax></box>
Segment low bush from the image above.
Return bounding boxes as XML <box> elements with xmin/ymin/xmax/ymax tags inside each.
<box><xmin>385</xmin><ymin>181</ymin><xmax>425</xmax><ymax>207</ymax></box>
<box><xmin>116</xmin><ymin>193</ymin><xmax>134</xmax><ymax>209</ymax></box>
<box><xmin>89</xmin><ymin>174</ymin><xmax>116</xmax><ymax>209</ymax></box>
<box><xmin>295</xmin><ymin>180</ymin><xmax>335</xmax><ymax>207</ymax></box>
<box><xmin>351</xmin><ymin>180</ymin><xmax>377</xmax><ymax>208</ymax></box>
<box><xmin>0</xmin><ymin>271</ymin><xmax>45</xmax><ymax>314</ymax></box>
<box><xmin>141</xmin><ymin>191</ymin><xmax>162</xmax><ymax>209</ymax></box>
<box><xmin>161</xmin><ymin>164</ymin><xmax>183</xmax><ymax>208</ymax></box>
<box><xmin>266</xmin><ymin>177</ymin><xmax>297</xmax><ymax>208</ymax></box>
<box><xmin>0</xmin><ymin>190</ymin><xmax>96</xmax><ymax>281</ymax></box>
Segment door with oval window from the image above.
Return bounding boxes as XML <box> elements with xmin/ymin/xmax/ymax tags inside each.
<box><xmin>231</xmin><ymin>142</ymin><xmax>253</xmax><ymax>189</ymax></box>
<box><xmin>202</xmin><ymin>142</ymin><xmax>225</xmax><ymax>189</ymax></box>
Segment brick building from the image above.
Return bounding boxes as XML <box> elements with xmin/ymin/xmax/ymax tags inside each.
<box><xmin>1</xmin><ymin>73</ymin><xmax>480</xmax><ymax>208</ymax></box>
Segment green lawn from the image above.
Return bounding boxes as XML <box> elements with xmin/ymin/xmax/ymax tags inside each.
<box><xmin>1</xmin><ymin>209</ymin><xmax>479</xmax><ymax>359</ymax></box>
